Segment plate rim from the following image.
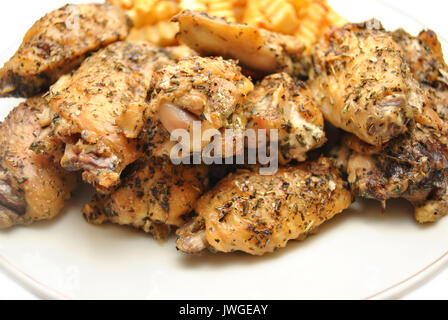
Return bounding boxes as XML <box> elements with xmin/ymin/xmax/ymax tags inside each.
<box><xmin>0</xmin><ymin>255</ymin><xmax>71</xmax><ymax>300</ymax></box>
<box><xmin>2</xmin><ymin>249</ymin><xmax>448</xmax><ymax>300</ymax></box>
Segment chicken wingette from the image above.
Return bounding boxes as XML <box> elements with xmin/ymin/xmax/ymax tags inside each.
<box><xmin>174</xmin><ymin>10</ymin><xmax>305</xmax><ymax>77</ymax></box>
<box><xmin>0</xmin><ymin>97</ymin><xmax>78</xmax><ymax>228</ymax></box>
<box><xmin>176</xmin><ymin>157</ymin><xmax>352</xmax><ymax>255</ymax></box>
<box><xmin>243</xmin><ymin>73</ymin><xmax>326</xmax><ymax>164</ymax></box>
<box><xmin>0</xmin><ymin>3</ymin><xmax>131</xmax><ymax>98</ymax></box>
<box><xmin>82</xmin><ymin>158</ymin><xmax>209</xmax><ymax>240</ymax></box>
<box><xmin>148</xmin><ymin>55</ymin><xmax>254</xmax><ymax>154</ymax></box>
<box><xmin>48</xmin><ymin>41</ymin><xmax>177</xmax><ymax>193</ymax></box>
<box><xmin>309</xmin><ymin>19</ymin><xmax>421</xmax><ymax>146</ymax></box>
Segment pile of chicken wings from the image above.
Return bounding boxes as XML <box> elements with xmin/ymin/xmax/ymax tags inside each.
<box><xmin>0</xmin><ymin>4</ymin><xmax>447</xmax><ymax>256</ymax></box>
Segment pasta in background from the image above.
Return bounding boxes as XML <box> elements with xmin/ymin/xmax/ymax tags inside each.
<box><xmin>108</xmin><ymin>0</ymin><xmax>347</xmax><ymax>47</ymax></box>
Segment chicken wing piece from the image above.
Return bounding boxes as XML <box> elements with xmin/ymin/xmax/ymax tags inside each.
<box><xmin>173</xmin><ymin>11</ymin><xmax>305</xmax><ymax>76</ymax></box>
<box><xmin>393</xmin><ymin>29</ymin><xmax>448</xmax><ymax>129</ymax></box>
<box><xmin>309</xmin><ymin>19</ymin><xmax>420</xmax><ymax>146</ymax></box>
<box><xmin>176</xmin><ymin>157</ymin><xmax>353</xmax><ymax>255</ymax></box>
<box><xmin>0</xmin><ymin>3</ymin><xmax>131</xmax><ymax>98</ymax></box>
<box><xmin>345</xmin><ymin>125</ymin><xmax>448</xmax><ymax>223</ymax></box>
<box><xmin>413</xmin><ymin>185</ymin><xmax>448</xmax><ymax>224</ymax></box>
<box><xmin>148</xmin><ymin>55</ymin><xmax>254</xmax><ymax>153</ymax></box>
<box><xmin>243</xmin><ymin>73</ymin><xmax>326</xmax><ymax>164</ymax></box>
<box><xmin>82</xmin><ymin>158</ymin><xmax>209</xmax><ymax>240</ymax></box>
<box><xmin>0</xmin><ymin>97</ymin><xmax>78</xmax><ymax>228</ymax></box>
<box><xmin>346</xmin><ymin>125</ymin><xmax>448</xmax><ymax>201</ymax></box>
<box><xmin>345</xmin><ymin>28</ymin><xmax>448</xmax><ymax>223</ymax></box>
<box><xmin>48</xmin><ymin>41</ymin><xmax>175</xmax><ymax>193</ymax></box>
<box><xmin>393</xmin><ymin>29</ymin><xmax>448</xmax><ymax>90</ymax></box>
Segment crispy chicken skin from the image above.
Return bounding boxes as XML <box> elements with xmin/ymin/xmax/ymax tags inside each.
<box><xmin>309</xmin><ymin>19</ymin><xmax>420</xmax><ymax>146</ymax></box>
<box><xmin>346</xmin><ymin>126</ymin><xmax>448</xmax><ymax>205</ymax></box>
<box><xmin>48</xmin><ymin>41</ymin><xmax>175</xmax><ymax>193</ymax></box>
<box><xmin>393</xmin><ymin>29</ymin><xmax>448</xmax><ymax>129</ymax></box>
<box><xmin>177</xmin><ymin>157</ymin><xmax>353</xmax><ymax>255</ymax></box>
<box><xmin>174</xmin><ymin>11</ymin><xmax>305</xmax><ymax>76</ymax></box>
<box><xmin>148</xmin><ymin>56</ymin><xmax>254</xmax><ymax>152</ymax></box>
<box><xmin>82</xmin><ymin>158</ymin><xmax>209</xmax><ymax>240</ymax></box>
<box><xmin>0</xmin><ymin>97</ymin><xmax>78</xmax><ymax>228</ymax></box>
<box><xmin>244</xmin><ymin>73</ymin><xmax>326</xmax><ymax>164</ymax></box>
<box><xmin>0</xmin><ymin>3</ymin><xmax>131</xmax><ymax>98</ymax></box>
<box><xmin>393</xmin><ymin>29</ymin><xmax>448</xmax><ymax>89</ymax></box>
<box><xmin>346</xmin><ymin>132</ymin><xmax>448</xmax><ymax>224</ymax></box>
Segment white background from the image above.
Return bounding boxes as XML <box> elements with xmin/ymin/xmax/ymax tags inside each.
<box><xmin>0</xmin><ymin>0</ymin><xmax>447</xmax><ymax>300</ymax></box>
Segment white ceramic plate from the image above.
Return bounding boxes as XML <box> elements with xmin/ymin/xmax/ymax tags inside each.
<box><xmin>1</xmin><ymin>0</ymin><xmax>448</xmax><ymax>300</ymax></box>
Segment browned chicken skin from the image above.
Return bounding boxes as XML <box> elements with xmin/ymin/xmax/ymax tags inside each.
<box><xmin>177</xmin><ymin>157</ymin><xmax>352</xmax><ymax>255</ymax></box>
<box><xmin>48</xmin><ymin>41</ymin><xmax>178</xmax><ymax>193</ymax></box>
<box><xmin>0</xmin><ymin>97</ymin><xmax>78</xmax><ymax>228</ymax></box>
<box><xmin>148</xmin><ymin>58</ymin><xmax>326</xmax><ymax>162</ymax></box>
<box><xmin>309</xmin><ymin>19</ymin><xmax>421</xmax><ymax>146</ymax></box>
<box><xmin>345</xmin><ymin>25</ymin><xmax>448</xmax><ymax>223</ymax></box>
<box><xmin>0</xmin><ymin>3</ymin><xmax>131</xmax><ymax>98</ymax></box>
<box><xmin>344</xmin><ymin>28</ymin><xmax>448</xmax><ymax>223</ymax></box>
<box><xmin>243</xmin><ymin>73</ymin><xmax>326</xmax><ymax>164</ymax></box>
<box><xmin>2</xmin><ymin>1</ymin><xmax>446</xmax><ymax>252</ymax></box>
<box><xmin>174</xmin><ymin>10</ymin><xmax>306</xmax><ymax>76</ymax></box>
<box><xmin>346</xmin><ymin>125</ymin><xmax>448</xmax><ymax>204</ymax></box>
<box><xmin>393</xmin><ymin>29</ymin><xmax>448</xmax><ymax>90</ymax></box>
<box><xmin>393</xmin><ymin>29</ymin><xmax>448</xmax><ymax>130</ymax></box>
<box><xmin>148</xmin><ymin>55</ymin><xmax>253</xmax><ymax>153</ymax></box>
<box><xmin>82</xmin><ymin>158</ymin><xmax>209</xmax><ymax>240</ymax></box>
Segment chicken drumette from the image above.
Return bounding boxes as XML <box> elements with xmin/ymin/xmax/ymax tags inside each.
<box><xmin>177</xmin><ymin>157</ymin><xmax>352</xmax><ymax>255</ymax></box>
<box><xmin>47</xmin><ymin>41</ymin><xmax>182</xmax><ymax>193</ymax></box>
<box><xmin>0</xmin><ymin>97</ymin><xmax>78</xmax><ymax>228</ymax></box>
<box><xmin>82</xmin><ymin>158</ymin><xmax>209</xmax><ymax>240</ymax></box>
<box><xmin>0</xmin><ymin>3</ymin><xmax>131</xmax><ymax>98</ymax></box>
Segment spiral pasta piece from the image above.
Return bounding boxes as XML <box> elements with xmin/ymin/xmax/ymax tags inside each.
<box><xmin>108</xmin><ymin>0</ymin><xmax>347</xmax><ymax>48</ymax></box>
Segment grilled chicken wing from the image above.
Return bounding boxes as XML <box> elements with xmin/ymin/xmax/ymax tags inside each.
<box><xmin>413</xmin><ymin>185</ymin><xmax>448</xmax><ymax>223</ymax></box>
<box><xmin>48</xmin><ymin>41</ymin><xmax>176</xmax><ymax>193</ymax></box>
<box><xmin>393</xmin><ymin>29</ymin><xmax>448</xmax><ymax>130</ymax></box>
<box><xmin>243</xmin><ymin>73</ymin><xmax>326</xmax><ymax>164</ymax></box>
<box><xmin>148</xmin><ymin>55</ymin><xmax>254</xmax><ymax>153</ymax></box>
<box><xmin>309</xmin><ymin>19</ymin><xmax>421</xmax><ymax>146</ymax></box>
<box><xmin>174</xmin><ymin>11</ymin><xmax>305</xmax><ymax>76</ymax></box>
<box><xmin>346</xmin><ymin>28</ymin><xmax>448</xmax><ymax>223</ymax></box>
<box><xmin>0</xmin><ymin>3</ymin><xmax>131</xmax><ymax>98</ymax></box>
<box><xmin>82</xmin><ymin>158</ymin><xmax>209</xmax><ymax>240</ymax></box>
<box><xmin>393</xmin><ymin>29</ymin><xmax>448</xmax><ymax>90</ymax></box>
<box><xmin>176</xmin><ymin>157</ymin><xmax>352</xmax><ymax>255</ymax></box>
<box><xmin>344</xmin><ymin>120</ymin><xmax>448</xmax><ymax>224</ymax></box>
<box><xmin>346</xmin><ymin>125</ymin><xmax>448</xmax><ymax>207</ymax></box>
<box><xmin>0</xmin><ymin>97</ymin><xmax>78</xmax><ymax>228</ymax></box>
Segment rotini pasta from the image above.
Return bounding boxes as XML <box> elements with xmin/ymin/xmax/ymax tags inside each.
<box><xmin>179</xmin><ymin>0</ymin><xmax>207</xmax><ymax>11</ymax></box>
<box><xmin>108</xmin><ymin>0</ymin><xmax>346</xmax><ymax>48</ymax></box>
<box><xmin>204</xmin><ymin>0</ymin><xmax>237</xmax><ymax>21</ymax></box>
